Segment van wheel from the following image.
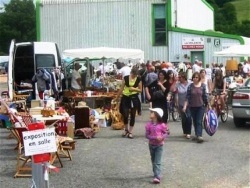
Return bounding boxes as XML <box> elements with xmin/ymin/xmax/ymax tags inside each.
<box><xmin>233</xmin><ymin>118</ymin><xmax>246</xmax><ymax>127</ymax></box>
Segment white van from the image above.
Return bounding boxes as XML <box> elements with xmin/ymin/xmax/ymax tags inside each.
<box><xmin>8</xmin><ymin>40</ymin><xmax>62</xmax><ymax>101</ymax></box>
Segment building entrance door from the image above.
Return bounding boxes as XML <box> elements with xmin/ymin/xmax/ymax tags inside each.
<box><xmin>191</xmin><ymin>51</ymin><xmax>204</xmax><ymax>67</ymax></box>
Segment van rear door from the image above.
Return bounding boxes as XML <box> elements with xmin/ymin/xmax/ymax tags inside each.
<box><xmin>34</xmin><ymin>42</ymin><xmax>60</xmax><ymax>68</ymax></box>
<box><xmin>8</xmin><ymin>39</ymin><xmax>15</xmax><ymax>100</ymax></box>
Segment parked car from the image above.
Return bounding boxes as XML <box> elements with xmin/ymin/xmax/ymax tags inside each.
<box><xmin>0</xmin><ymin>61</ymin><xmax>8</xmax><ymax>74</ymax></box>
<box><xmin>232</xmin><ymin>78</ymin><xmax>250</xmax><ymax>127</ymax></box>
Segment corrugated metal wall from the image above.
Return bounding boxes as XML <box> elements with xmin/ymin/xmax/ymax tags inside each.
<box><xmin>40</xmin><ymin>0</ymin><xmax>169</xmax><ymax>61</ymax></box>
<box><xmin>175</xmin><ymin>0</ymin><xmax>214</xmax><ymax>30</ymax></box>
<box><xmin>168</xmin><ymin>31</ymin><xmax>241</xmax><ymax>64</ymax></box>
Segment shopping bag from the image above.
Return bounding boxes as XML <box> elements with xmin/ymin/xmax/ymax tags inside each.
<box><xmin>203</xmin><ymin>110</ymin><xmax>219</xmax><ymax>136</ymax></box>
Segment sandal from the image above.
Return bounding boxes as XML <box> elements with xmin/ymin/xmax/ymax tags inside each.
<box><xmin>127</xmin><ymin>132</ymin><xmax>133</xmax><ymax>139</ymax></box>
<box><xmin>122</xmin><ymin>130</ymin><xmax>129</xmax><ymax>137</ymax></box>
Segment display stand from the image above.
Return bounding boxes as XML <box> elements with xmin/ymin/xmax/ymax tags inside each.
<box><xmin>22</xmin><ymin>122</ymin><xmax>57</xmax><ymax>188</ymax></box>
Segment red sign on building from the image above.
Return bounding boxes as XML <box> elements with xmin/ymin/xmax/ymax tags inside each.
<box><xmin>182</xmin><ymin>37</ymin><xmax>204</xmax><ymax>49</ymax></box>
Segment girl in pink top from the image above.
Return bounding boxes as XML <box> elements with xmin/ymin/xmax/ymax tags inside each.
<box><xmin>145</xmin><ymin>108</ymin><xmax>170</xmax><ymax>184</ymax></box>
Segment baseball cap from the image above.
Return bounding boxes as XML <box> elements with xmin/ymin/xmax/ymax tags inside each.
<box><xmin>149</xmin><ymin>108</ymin><xmax>163</xmax><ymax>118</ymax></box>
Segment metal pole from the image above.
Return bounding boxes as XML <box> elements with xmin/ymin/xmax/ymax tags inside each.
<box><xmin>31</xmin><ymin>161</ymin><xmax>49</xmax><ymax>188</ymax></box>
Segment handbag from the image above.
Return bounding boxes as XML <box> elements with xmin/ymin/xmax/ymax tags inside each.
<box><xmin>152</xmin><ymin>89</ymin><xmax>165</xmax><ymax>100</ymax></box>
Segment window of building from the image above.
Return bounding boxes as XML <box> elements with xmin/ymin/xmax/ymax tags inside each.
<box><xmin>152</xmin><ymin>4</ymin><xmax>167</xmax><ymax>46</ymax></box>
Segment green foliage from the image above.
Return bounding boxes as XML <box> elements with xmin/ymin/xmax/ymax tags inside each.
<box><xmin>221</xmin><ymin>3</ymin><xmax>237</xmax><ymax>23</ymax></box>
<box><xmin>209</xmin><ymin>0</ymin><xmax>250</xmax><ymax>37</ymax></box>
<box><xmin>238</xmin><ymin>20</ymin><xmax>250</xmax><ymax>37</ymax></box>
<box><xmin>0</xmin><ymin>0</ymin><xmax>36</xmax><ymax>54</ymax></box>
<box><xmin>231</xmin><ymin>0</ymin><xmax>250</xmax><ymax>23</ymax></box>
<box><xmin>215</xmin><ymin>0</ymin><xmax>233</xmax><ymax>7</ymax></box>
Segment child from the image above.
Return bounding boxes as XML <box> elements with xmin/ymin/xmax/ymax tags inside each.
<box><xmin>145</xmin><ymin>108</ymin><xmax>170</xmax><ymax>184</ymax></box>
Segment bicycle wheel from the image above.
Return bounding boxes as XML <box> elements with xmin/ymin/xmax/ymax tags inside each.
<box><xmin>172</xmin><ymin>106</ymin><xmax>179</xmax><ymax>121</ymax></box>
<box><xmin>221</xmin><ymin>104</ymin><xmax>228</xmax><ymax>123</ymax></box>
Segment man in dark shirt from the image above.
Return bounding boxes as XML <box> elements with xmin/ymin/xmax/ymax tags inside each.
<box><xmin>138</xmin><ymin>63</ymin><xmax>148</xmax><ymax>103</ymax></box>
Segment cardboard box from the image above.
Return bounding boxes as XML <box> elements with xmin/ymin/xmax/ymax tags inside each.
<box><xmin>31</xmin><ymin>100</ymin><xmax>41</xmax><ymax>108</ymax></box>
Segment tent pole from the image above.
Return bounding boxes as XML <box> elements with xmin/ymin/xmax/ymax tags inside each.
<box><xmin>102</xmin><ymin>57</ymin><xmax>105</xmax><ymax>77</ymax></box>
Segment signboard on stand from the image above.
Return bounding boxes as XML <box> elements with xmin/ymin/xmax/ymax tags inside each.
<box><xmin>23</xmin><ymin>127</ymin><xmax>57</xmax><ymax>156</ymax></box>
<box><xmin>182</xmin><ymin>37</ymin><xmax>204</xmax><ymax>49</ymax></box>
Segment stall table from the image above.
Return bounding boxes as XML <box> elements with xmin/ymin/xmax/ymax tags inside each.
<box><xmin>31</xmin><ymin>115</ymin><xmax>65</xmax><ymax>126</ymax></box>
<box><xmin>62</xmin><ymin>92</ymin><xmax>116</xmax><ymax>115</ymax></box>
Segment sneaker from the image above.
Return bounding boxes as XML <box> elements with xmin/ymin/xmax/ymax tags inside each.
<box><xmin>186</xmin><ymin>134</ymin><xmax>191</xmax><ymax>139</ymax></box>
<box><xmin>153</xmin><ymin>178</ymin><xmax>160</xmax><ymax>184</ymax></box>
<box><xmin>197</xmin><ymin>136</ymin><xmax>204</xmax><ymax>143</ymax></box>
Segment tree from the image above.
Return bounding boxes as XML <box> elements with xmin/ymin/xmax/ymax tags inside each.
<box><xmin>0</xmin><ymin>0</ymin><xmax>36</xmax><ymax>54</ymax></box>
<box><xmin>238</xmin><ymin>20</ymin><xmax>250</xmax><ymax>37</ymax></box>
<box><xmin>220</xmin><ymin>3</ymin><xmax>237</xmax><ymax>24</ymax></box>
<box><xmin>215</xmin><ymin>0</ymin><xmax>233</xmax><ymax>7</ymax></box>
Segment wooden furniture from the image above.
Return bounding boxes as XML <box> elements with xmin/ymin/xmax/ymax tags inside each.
<box><xmin>62</xmin><ymin>91</ymin><xmax>116</xmax><ymax>115</ymax></box>
<box><xmin>13</xmin><ymin>127</ymin><xmax>32</xmax><ymax>178</ymax></box>
<box><xmin>13</xmin><ymin>93</ymin><xmax>30</xmax><ymax>101</ymax></box>
<box><xmin>74</xmin><ymin>106</ymin><xmax>90</xmax><ymax>129</ymax></box>
<box><xmin>31</xmin><ymin>115</ymin><xmax>65</xmax><ymax>126</ymax></box>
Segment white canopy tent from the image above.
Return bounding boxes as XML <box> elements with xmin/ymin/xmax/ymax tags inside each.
<box><xmin>214</xmin><ymin>44</ymin><xmax>250</xmax><ymax>57</ymax></box>
<box><xmin>62</xmin><ymin>47</ymin><xmax>144</xmax><ymax>89</ymax></box>
<box><xmin>62</xmin><ymin>47</ymin><xmax>144</xmax><ymax>61</ymax></box>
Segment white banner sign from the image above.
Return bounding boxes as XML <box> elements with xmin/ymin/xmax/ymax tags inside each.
<box><xmin>22</xmin><ymin>128</ymin><xmax>57</xmax><ymax>156</ymax></box>
<box><xmin>182</xmin><ymin>37</ymin><xmax>204</xmax><ymax>49</ymax></box>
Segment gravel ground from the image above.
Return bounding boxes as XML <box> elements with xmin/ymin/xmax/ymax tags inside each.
<box><xmin>0</xmin><ymin>76</ymin><xmax>249</xmax><ymax>188</ymax></box>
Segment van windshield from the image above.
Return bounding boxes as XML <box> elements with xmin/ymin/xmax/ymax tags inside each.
<box><xmin>36</xmin><ymin>54</ymin><xmax>55</xmax><ymax>68</ymax></box>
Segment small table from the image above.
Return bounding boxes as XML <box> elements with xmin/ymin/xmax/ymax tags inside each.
<box><xmin>31</xmin><ymin>115</ymin><xmax>65</xmax><ymax>125</ymax></box>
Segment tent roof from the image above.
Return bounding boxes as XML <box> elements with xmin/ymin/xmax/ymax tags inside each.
<box><xmin>62</xmin><ymin>47</ymin><xmax>144</xmax><ymax>60</ymax></box>
<box><xmin>214</xmin><ymin>44</ymin><xmax>250</xmax><ymax>57</ymax></box>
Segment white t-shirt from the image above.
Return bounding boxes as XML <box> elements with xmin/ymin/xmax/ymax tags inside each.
<box><xmin>192</xmin><ymin>64</ymin><xmax>201</xmax><ymax>73</ymax></box>
<box><xmin>243</xmin><ymin>63</ymin><xmax>250</xmax><ymax>73</ymax></box>
<box><xmin>205</xmin><ymin>68</ymin><xmax>212</xmax><ymax>80</ymax></box>
<box><xmin>119</xmin><ymin>66</ymin><xmax>131</xmax><ymax>78</ymax></box>
<box><xmin>98</xmin><ymin>65</ymin><xmax>107</xmax><ymax>75</ymax></box>
<box><xmin>202</xmin><ymin>77</ymin><xmax>210</xmax><ymax>93</ymax></box>
<box><xmin>71</xmin><ymin>70</ymin><xmax>81</xmax><ymax>89</ymax></box>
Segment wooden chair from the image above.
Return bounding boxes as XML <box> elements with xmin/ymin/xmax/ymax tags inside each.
<box><xmin>54</xmin><ymin>120</ymin><xmax>76</xmax><ymax>161</ymax></box>
<box><xmin>20</xmin><ymin>114</ymin><xmax>33</xmax><ymax>126</ymax></box>
<box><xmin>0</xmin><ymin>99</ymin><xmax>25</xmax><ymax>147</ymax></box>
<box><xmin>13</xmin><ymin>127</ymin><xmax>32</xmax><ymax>178</ymax></box>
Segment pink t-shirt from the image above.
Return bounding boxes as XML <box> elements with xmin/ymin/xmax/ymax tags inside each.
<box><xmin>145</xmin><ymin>122</ymin><xmax>169</xmax><ymax>146</ymax></box>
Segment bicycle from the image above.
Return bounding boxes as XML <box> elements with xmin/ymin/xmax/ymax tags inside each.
<box><xmin>167</xmin><ymin>96</ymin><xmax>179</xmax><ymax>121</ymax></box>
<box><xmin>210</xmin><ymin>90</ymin><xmax>229</xmax><ymax>123</ymax></box>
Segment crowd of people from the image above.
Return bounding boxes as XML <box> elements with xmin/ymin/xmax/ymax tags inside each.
<box><xmin>112</xmin><ymin>58</ymin><xmax>250</xmax><ymax>183</ymax></box>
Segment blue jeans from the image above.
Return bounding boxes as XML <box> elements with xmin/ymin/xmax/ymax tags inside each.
<box><xmin>190</xmin><ymin>106</ymin><xmax>205</xmax><ymax>137</ymax></box>
<box><xmin>149</xmin><ymin>144</ymin><xmax>163</xmax><ymax>179</ymax></box>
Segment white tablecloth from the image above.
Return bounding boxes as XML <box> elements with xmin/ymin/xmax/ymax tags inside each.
<box><xmin>32</xmin><ymin>115</ymin><xmax>65</xmax><ymax>122</ymax></box>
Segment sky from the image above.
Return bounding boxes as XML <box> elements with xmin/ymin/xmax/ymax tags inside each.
<box><xmin>0</xmin><ymin>0</ymin><xmax>36</xmax><ymax>6</ymax></box>
<box><xmin>0</xmin><ymin>0</ymin><xmax>36</xmax><ymax>12</ymax></box>
<box><xmin>0</xmin><ymin>0</ymin><xmax>10</xmax><ymax>5</ymax></box>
